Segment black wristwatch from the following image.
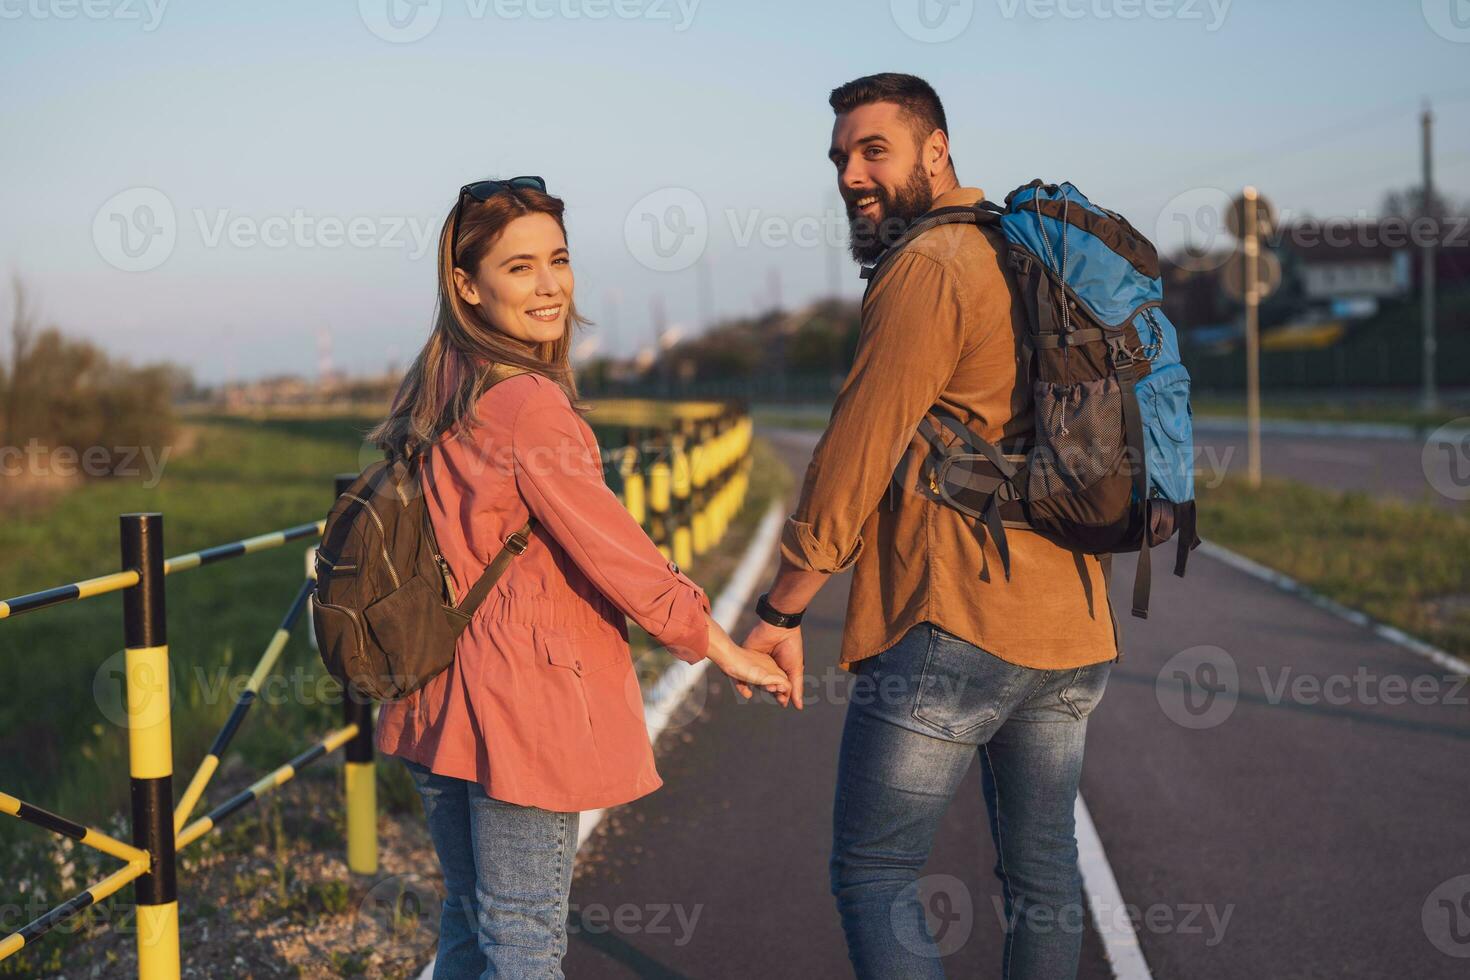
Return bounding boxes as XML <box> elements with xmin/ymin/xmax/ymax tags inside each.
<box><xmin>756</xmin><ymin>591</ymin><xmax>805</xmax><ymax>628</ymax></box>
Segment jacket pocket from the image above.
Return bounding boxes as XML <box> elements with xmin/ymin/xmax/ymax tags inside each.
<box><xmin>536</xmin><ymin>627</ymin><xmax>625</xmax><ymax>677</ymax></box>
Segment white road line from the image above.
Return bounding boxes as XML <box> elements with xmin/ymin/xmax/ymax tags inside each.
<box><xmin>1198</xmin><ymin>540</ymin><xmax>1470</xmax><ymax>674</ymax></box>
<box><xmin>1076</xmin><ymin>794</ymin><xmax>1153</xmax><ymax>980</ymax></box>
<box><xmin>417</xmin><ymin>500</ymin><xmax>785</xmax><ymax>979</ymax></box>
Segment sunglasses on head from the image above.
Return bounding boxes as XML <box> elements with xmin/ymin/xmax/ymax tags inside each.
<box><xmin>449</xmin><ymin>175</ymin><xmax>548</xmax><ymax>268</ymax></box>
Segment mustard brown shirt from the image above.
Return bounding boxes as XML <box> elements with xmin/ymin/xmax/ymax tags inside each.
<box><xmin>779</xmin><ymin>187</ymin><xmax>1120</xmax><ymax>671</ymax></box>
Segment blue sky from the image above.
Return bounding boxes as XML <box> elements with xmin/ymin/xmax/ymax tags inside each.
<box><xmin>1</xmin><ymin>0</ymin><xmax>1467</xmax><ymax>383</ymax></box>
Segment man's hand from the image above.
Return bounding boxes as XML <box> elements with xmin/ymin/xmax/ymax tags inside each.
<box><xmin>738</xmin><ymin>619</ymin><xmax>806</xmax><ymax>709</ymax></box>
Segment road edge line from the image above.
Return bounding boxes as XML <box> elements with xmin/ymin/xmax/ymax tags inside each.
<box><xmin>1076</xmin><ymin>794</ymin><xmax>1154</xmax><ymax>980</ymax></box>
<box><xmin>1197</xmin><ymin>540</ymin><xmax>1470</xmax><ymax>674</ymax></box>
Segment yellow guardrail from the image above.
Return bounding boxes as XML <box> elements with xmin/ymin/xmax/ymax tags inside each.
<box><xmin>0</xmin><ymin>398</ymin><xmax>753</xmax><ymax>976</ymax></box>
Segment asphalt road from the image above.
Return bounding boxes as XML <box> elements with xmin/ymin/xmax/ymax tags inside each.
<box><xmin>563</xmin><ymin>428</ymin><xmax>1470</xmax><ymax>979</ymax></box>
<box><xmin>1193</xmin><ymin>424</ymin><xmax>1468</xmax><ymax>510</ymax></box>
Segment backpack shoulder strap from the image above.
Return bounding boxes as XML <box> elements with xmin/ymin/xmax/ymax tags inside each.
<box><xmin>454</xmin><ymin>517</ymin><xmax>534</xmax><ymax>618</ymax></box>
<box><xmin>429</xmin><ymin>362</ymin><xmax>543</xmax><ymax>619</ymax></box>
<box><xmin>859</xmin><ymin>204</ymin><xmax>1001</xmax><ymax>291</ymax></box>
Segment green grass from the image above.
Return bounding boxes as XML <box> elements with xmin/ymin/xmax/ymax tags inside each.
<box><xmin>1198</xmin><ymin>475</ymin><xmax>1470</xmax><ymax>658</ymax></box>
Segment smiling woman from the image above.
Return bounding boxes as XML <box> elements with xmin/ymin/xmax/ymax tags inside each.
<box><xmin>357</xmin><ymin>181</ymin><xmax>791</xmax><ymax>978</ymax></box>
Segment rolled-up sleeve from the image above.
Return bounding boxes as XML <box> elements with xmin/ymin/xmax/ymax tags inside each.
<box><xmin>511</xmin><ymin>381</ymin><xmax>711</xmax><ymax>662</ymax></box>
<box><xmin>781</xmin><ymin>250</ymin><xmax>966</xmax><ymax>573</ymax></box>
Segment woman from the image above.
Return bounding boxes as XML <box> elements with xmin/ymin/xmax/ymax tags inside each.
<box><xmin>368</xmin><ymin>177</ymin><xmax>790</xmax><ymax>978</ymax></box>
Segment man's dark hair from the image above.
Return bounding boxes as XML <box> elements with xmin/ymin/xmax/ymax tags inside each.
<box><xmin>829</xmin><ymin>72</ymin><xmax>950</xmax><ymax>150</ymax></box>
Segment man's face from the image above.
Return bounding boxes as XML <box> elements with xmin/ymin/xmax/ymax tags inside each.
<box><xmin>829</xmin><ymin>101</ymin><xmax>936</xmax><ymax>264</ymax></box>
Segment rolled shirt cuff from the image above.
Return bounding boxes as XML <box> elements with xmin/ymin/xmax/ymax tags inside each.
<box><xmin>655</xmin><ymin>560</ymin><xmax>712</xmax><ymax>663</ymax></box>
<box><xmin>779</xmin><ymin>517</ymin><xmax>864</xmax><ymax>574</ymax></box>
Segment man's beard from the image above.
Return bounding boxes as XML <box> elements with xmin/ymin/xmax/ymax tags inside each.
<box><xmin>845</xmin><ymin>163</ymin><xmax>934</xmax><ymax>264</ymax></box>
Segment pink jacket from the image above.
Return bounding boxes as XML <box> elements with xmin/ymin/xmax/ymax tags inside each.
<box><xmin>375</xmin><ymin>372</ymin><xmax>712</xmax><ymax>812</ymax></box>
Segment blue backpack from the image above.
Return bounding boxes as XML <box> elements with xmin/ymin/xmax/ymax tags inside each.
<box><xmin>868</xmin><ymin>180</ymin><xmax>1200</xmax><ymax>619</ymax></box>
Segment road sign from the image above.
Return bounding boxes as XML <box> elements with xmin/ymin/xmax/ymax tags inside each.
<box><xmin>1227</xmin><ymin>191</ymin><xmax>1278</xmax><ymax>240</ymax></box>
<box><xmin>1221</xmin><ymin>248</ymin><xmax>1282</xmax><ymax>302</ymax></box>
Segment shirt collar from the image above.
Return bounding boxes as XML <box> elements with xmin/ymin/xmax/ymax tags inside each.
<box><xmin>931</xmin><ymin>186</ymin><xmax>986</xmax><ymax>211</ymax></box>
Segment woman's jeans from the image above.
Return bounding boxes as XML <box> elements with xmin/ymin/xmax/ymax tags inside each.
<box><xmin>830</xmin><ymin>621</ymin><xmax>1113</xmax><ymax>980</ymax></box>
<box><xmin>403</xmin><ymin>759</ymin><xmax>580</xmax><ymax>979</ymax></box>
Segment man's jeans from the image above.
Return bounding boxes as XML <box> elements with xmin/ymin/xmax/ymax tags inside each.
<box><xmin>830</xmin><ymin>621</ymin><xmax>1112</xmax><ymax>979</ymax></box>
<box><xmin>404</xmin><ymin>759</ymin><xmax>579</xmax><ymax>979</ymax></box>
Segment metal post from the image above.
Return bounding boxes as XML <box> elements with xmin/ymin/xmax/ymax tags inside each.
<box><xmin>120</xmin><ymin>513</ymin><xmax>180</xmax><ymax>980</ymax></box>
<box><xmin>1421</xmin><ymin>104</ymin><xmax>1438</xmax><ymax>414</ymax></box>
<box><xmin>648</xmin><ymin>429</ymin><xmax>672</xmax><ymax>560</ymax></box>
<box><xmin>334</xmin><ymin>474</ymin><xmax>377</xmax><ymax>875</ymax></box>
<box><xmin>670</xmin><ymin>424</ymin><xmax>694</xmax><ymax>569</ymax></box>
<box><xmin>1244</xmin><ymin>187</ymin><xmax>1262</xmax><ymax>490</ymax></box>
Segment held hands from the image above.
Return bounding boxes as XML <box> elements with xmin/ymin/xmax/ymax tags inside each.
<box><xmin>704</xmin><ymin>617</ymin><xmax>793</xmax><ymax>703</ymax></box>
<box><xmin>737</xmin><ymin>619</ymin><xmax>806</xmax><ymax>710</ymax></box>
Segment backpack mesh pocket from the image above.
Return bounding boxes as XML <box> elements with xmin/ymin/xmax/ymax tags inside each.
<box><xmin>1027</xmin><ymin>377</ymin><xmax>1125</xmax><ymax>501</ymax></box>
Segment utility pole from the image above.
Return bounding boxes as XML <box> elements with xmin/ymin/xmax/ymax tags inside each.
<box><xmin>1244</xmin><ymin>186</ymin><xmax>1262</xmax><ymax>489</ymax></box>
<box><xmin>1421</xmin><ymin>102</ymin><xmax>1438</xmax><ymax>414</ymax></box>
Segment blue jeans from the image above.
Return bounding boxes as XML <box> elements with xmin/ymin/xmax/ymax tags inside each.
<box><xmin>830</xmin><ymin>622</ymin><xmax>1112</xmax><ymax>980</ymax></box>
<box><xmin>403</xmin><ymin>759</ymin><xmax>580</xmax><ymax>979</ymax></box>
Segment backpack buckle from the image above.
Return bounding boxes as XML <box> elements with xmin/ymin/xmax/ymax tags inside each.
<box><xmin>504</xmin><ymin>531</ymin><xmax>530</xmax><ymax>555</ymax></box>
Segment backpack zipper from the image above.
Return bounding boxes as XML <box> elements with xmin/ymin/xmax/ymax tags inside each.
<box><xmin>342</xmin><ymin>493</ymin><xmax>402</xmax><ymax>591</ymax></box>
<box><xmin>434</xmin><ymin>552</ymin><xmax>459</xmax><ymax>606</ymax></box>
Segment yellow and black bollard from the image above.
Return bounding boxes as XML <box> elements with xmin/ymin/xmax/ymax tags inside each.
<box><xmin>120</xmin><ymin>513</ymin><xmax>180</xmax><ymax>980</ymax></box>
<box><xmin>648</xmin><ymin>428</ymin><xmax>672</xmax><ymax>560</ymax></box>
<box><xmin>334</xmin><ymin>475</ymin><xmax>378</xmax><ymax>876</ymax></box>
<box><xmin>670</xmin><ymin>424</ymin><xmax>694</xmax><ymax>570</ymax></box>
<box><xmin>620</xmin><ymin>428</ymin><xmax>646</xmax><ymax>527</ymax></box>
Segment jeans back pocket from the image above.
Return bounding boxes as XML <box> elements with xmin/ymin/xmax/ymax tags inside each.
<box><xmin>912</xmin><ymin>625</ymin><xmax>1031</xmax><ymax>741</ymax></box>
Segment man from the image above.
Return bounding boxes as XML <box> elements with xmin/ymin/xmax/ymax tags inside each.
<box><xmin>740</xmin><ymin>73</ymin><xmax>1119</xmax><ymax>979</ymax></box>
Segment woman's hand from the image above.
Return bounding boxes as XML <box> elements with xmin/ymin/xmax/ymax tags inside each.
<box><xmin>703</xmin><ymin>616</ymin><xmax>792</xmax><ymax>700</ymax></box>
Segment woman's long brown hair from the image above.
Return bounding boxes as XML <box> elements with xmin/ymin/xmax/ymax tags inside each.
<box><xmin>368</xmin><ymin>184</ymin><xmax>591</xmax><ymax>462</ymax></box>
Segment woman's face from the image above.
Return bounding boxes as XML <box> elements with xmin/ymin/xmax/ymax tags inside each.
<box><xmin>453</xmin><ymin>212</ymin><xmax>574</xmax><ymax>344</ymax></box>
